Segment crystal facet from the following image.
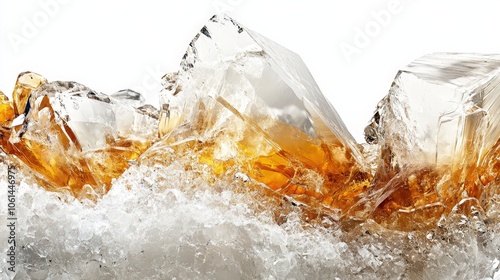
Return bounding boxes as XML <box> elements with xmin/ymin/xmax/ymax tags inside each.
<box><xmin>145</xmin><ymin>15</ymin><xmax>372</xmax><ymax>219</ymax></box>
<box><xmin>0</xmin><ymin>18</ymin><xmax>497</xmax><ymax>232</ymax></box>
<box><xmin>0</xmin><ymin>72</ymin><xmax>158</xmax><ymax>198</ymax></box>
<box><xmin>1</xmin><ymin>15</ymin><xmax>500</xmax><ymax>279</ymax></box>
<box><xmin>366</xmin><ymin>53</ymin><xmax>500</xmax><ymax>167</ymax></box>
<box><xmin>362</xmin><ymin>53</ymin><xmax>500</xmax><ymax>229</ymax></box>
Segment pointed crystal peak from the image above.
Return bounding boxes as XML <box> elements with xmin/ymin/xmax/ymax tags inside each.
<box><xmin>149</xmin><ymin>15</ymin><xmax>371</xmax><ymax>218</ymax></box>
<box><xmin>167</xmin><ymin>15</ymin><xmax>360</xmax><ymax>159</ymax></box>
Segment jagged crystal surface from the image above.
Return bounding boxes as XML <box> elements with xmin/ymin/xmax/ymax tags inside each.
<box><xmin>365</xmin><ymin>53</ymin><xmax>500</xmax><ymax>167</ymax></box>
<box><xmin>149</xmin><ymin>15</ymin><xmax>371</xmax><ymax>220</ymax></box>
<box><xmin>0</xmin><ymin>72</ymin><xmax>158</xmax><ymax>198</ymax></box>
<box><xmin>361</xmin><ymin>53</ymin><xmax>500</xmax><ymax>229</ymax></box>
<box><xmin>0</xmin><ymin>15</ymin><xmax>499</xmax><ymax>279</ymax></box>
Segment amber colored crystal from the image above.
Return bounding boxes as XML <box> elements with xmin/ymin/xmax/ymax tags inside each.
<box><xmin>147</xmin><ymin>20</ymin><xmax>499</xmax><ymax>231</ymax></box>
<box><xmin>0</xmin><ymin>15</ymin><xmax>498</xmax><ymax>235</ymax></box>
<box><xmin>1</xmin><ymin>94</ymin><xmax>100</xmax><ymax>192</ymax></box>
<box><xmin>244</xmin><ymin>121</ymin><xmax>371</xmax><ymax>213</ymax></box>
<box><xmin>145</xmin><ymin>94</ymin><xmax>371</xmax><ymax>221</ymax></box>
<box><xmin>0</xmin><ymin>90</ymin><xmax>14</xmax><ymax>126</ymax></box>
<box><xmin>361</xmin><ymin>139</ymin><xmax>500</xmax><ymax>231</ymax></box>
<box><xmin>360</xmin><ymin>53</ymin><xmax>500</xmax><ymax>230</ymax></box>
<box><xmin>0</xmin><ymin>72</ymin><xmax>158</xmax><ymax>198</ymax></box>
<box><xmin>12</xmin><ymin>71</ymin><xmax>47</xmax><ymax>115</ymax></box>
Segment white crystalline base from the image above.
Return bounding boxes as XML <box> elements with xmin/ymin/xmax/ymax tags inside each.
<box><xmin>0</xmin><ymin>161</ymin><xmax>500</xmax><ymax>280</ymax></box>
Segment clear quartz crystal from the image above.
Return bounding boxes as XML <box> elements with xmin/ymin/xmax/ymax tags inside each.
<box><xmin>159</xmin><ymin>15</ymin><xmax>361</xmax><ymax>158</ymax></box>
<box><xmin>110</xmin><ymin>89</ymin><xmax>146</xmax><ymax>107</ymax></box>
<box><xmin>366</xmin><ymin>53</ymin><xmax>500</xmax><ymax>168</ymax></box>
<box><xmin>0</xmin><ymin>16</ymin><xmax>497</xmax><ymax>233</ymax></box>
<box><xmin>363</xmin><ymin>53</ymin><xmax>500</xmax><ymax>229</ymax></box>
<box><xmin>2</xmin><ymin>16</ymin><xmax>500</xmax><ymax>280</ymax></box>
<box><xmin>148</xmin><ymin>15</ymin><xmax>371</xmax><ymax>218</ymax></box>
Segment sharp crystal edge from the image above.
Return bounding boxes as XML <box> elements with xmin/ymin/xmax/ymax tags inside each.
<box><xmin>366</xmin><ymin>53</ymin><xmax>500</xmax><ymax>167</ymax></box>
<box><xmin>0</xmin><ymin>72</ymin><xmax>159</xmax><ymax>199</ymax></box>
<box><xmin>1</xmin><ymin>14</ymin><xmax>500</xmax><ymax>280</ymax></box>
<box><xmin>0</xmin><ymin>15</ymin><xmax>497</xmax><ymax>232</ymax></box>
<box><xmin>148</xmin><ymin>14</ymin><xmax>372</xmax><ymax>220</ymax></box>
<box><xmin>362</xmin><ymin>53</ymin><xmax>500</xmax><ymax>229</ymax></box>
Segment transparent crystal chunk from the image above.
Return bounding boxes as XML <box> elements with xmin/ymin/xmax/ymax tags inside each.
<box><xmin>0</xmin><ymin>72</ymin><xmax>159</xmax><ymax>198</ymax></box>
<box><xmin>160</xmin><ymin>15</ymin><xmax>360</xmax><ymax>158</ymax></box>
<box><xmin>146</xmin><ymin>15</ymin><xmax>371</xmax><ymax>218</ymax></box>
<box><xmin>366</xmin><ymin>53</ymin><xmax>500</xmax><ymax>168</ymax></box>
<box><xmin>362</xmin><ymin>53</ymin><xmax>500</xmax><ymax>229</ymax></box>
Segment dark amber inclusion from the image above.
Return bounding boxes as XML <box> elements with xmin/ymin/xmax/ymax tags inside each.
<box><xmin>0</xmin><ymin>16</ymin><xmax>498</xmax><ymax>231</ymax></box>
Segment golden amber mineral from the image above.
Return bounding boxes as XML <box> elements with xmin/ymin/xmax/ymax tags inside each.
<box><xmin>141</xmin><ymin>18</ymin><xmax>499</xmax><ymax>230</ymax></box>
<box><xmin>0</xmin><ymin>72</ymin><xmax>158</xmax><ymax>198</ymax></box>
<box><xmin>141</xmin><ymin>15</ymin><xmax>372</xmax><ymax>220</ymax></box>
<box><xmin>1</xmin><ymin>16</ymin><xmax>497</xmax><ymax>233</ymax></box>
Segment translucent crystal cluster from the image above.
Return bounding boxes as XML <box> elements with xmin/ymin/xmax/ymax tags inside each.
<box><xmin>365</xmin><ymin>53</ymin><xmax>500</xmax><ymax>167</ymax></box>
<box><xmin>0</xmin><ymin>14</ymin><xmax>499</xmax><ymax>279</ymax></box>
<box><xmin>0</xmin><ymin>72</ymin><xmax>158</xmax><ymax>198</ymax></box>
<box><xmin>147</xmin><ymin>15</ymin><xmax>372</xmax><ymax>220</ymax></box>
<box><xmin>2</xmin><ymin>161</ymin><xmax>500</xmax><ymax>279</ymax></box>
<box><xmin>147</xmin><ymin>16</ymin><xmax>499</xmax><ymax>229</ymax></box>
<box><xmin>361</xmin><ymin>53</ymin><xmax>500</xmax><ymax>229</ymax></box>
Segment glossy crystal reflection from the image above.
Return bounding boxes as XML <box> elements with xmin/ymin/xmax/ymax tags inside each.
<box><xmin>0</xmin><ymin>72</ymin><xmax>159</xmax><ymax>198</ymax></box>
<box><xmin>0</xmin><ymin>16</ymin><xmax>497</xmax><ymax>233</ymax></box>
<box><xmin>363</xmin><ymin>53</ymin><xmax>500</xmax><ymax>229</ymax></box>
<box><xmin>146</xmin><ymin>15</ymin><xmax>372</xmax><ymax>218</ymax></box>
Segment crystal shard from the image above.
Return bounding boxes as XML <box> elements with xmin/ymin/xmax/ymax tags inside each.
<box><xmin>143</xmin><ymin>15</ymin><xmax>371</xmax><ymax>218</ymax></box>
<box><xmin>0</xmin><ymin>72</ymin><xmax>158</xmax><ymax>198</ymax></box>
<box><xmin>366</xmin><ymin>53</ymin><xmax>500</xmax><ymax>167</ymax></box>
<box><xmin>363</xmin><ymin>53</ymin><xmax>500</xmax><ymax>229</ymax></box>
<box><xmin>1</xmin><ymin>15</ymin><xmax>500</xmax><ymax>279</ymax></box>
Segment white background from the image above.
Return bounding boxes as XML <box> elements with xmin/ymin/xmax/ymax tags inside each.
<box><xmin>1</xmin><ymin>0</ymin><xmax>500</xmax><ymax>142</ymax></box>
